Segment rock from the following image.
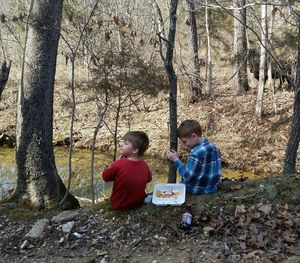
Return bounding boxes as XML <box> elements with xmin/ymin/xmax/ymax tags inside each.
<box><xmin>73</xmin><ymin>232</ymin><xmax>83</xmax><ymax>238</ymax></box>
<box><xmin>158</xmin><ymin>236</ymin><xmax>167</xmax><ymax>242</ymax></box>
<box><xmin>96</xmin><ymin>250</ymin><xmax>108</xmax><ymax>257</ymax></box>
<box><xmin>130</xmin><ymin>237</ymin><xmax>142</xmax><ymax>246</ymax></box>
<box><xmin>132</xmin><ymin>223</ymin><xmax>140</xmax><ymax>230</ymax></box>
<box><xmin>100</xmin><ymin>228</ymin><xmax>108</xmax><ymax>235</ymax></box>
<box><xmin>61</xmin><ymin>221</ymin><xmax>75</xmax><ymax>233</ymax></box>
<box><xmin>25</xmin><ymin>219</ymin><xmax>49</xmax><ymax>238</ymax></box>
<box><xmin>203</xmin><ymin>226</ymin><xmax>215</xmax><ymax>237</ymax></box>
<box><xmin>20</xmin><ymin>240</ymin><xmax>29</xmax><ymax>250</ymax></box>
<box><xmin>51</xmin><ymin>209</ymin><xmax>80</xmax><ymax>223</ymax></box>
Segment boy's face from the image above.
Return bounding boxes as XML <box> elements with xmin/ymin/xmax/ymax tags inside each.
<box><xmin>119</xmin><ymin>140</ymin><xmax>139</xmax><ymax>157</ymax></box>
<box><xmin>179</xmin><ymin>134</ymin><xmax>201</xmax><ymax>149</ymax></box>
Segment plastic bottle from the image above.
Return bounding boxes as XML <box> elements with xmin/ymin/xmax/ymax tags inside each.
<box><xmin>180</xmin><ymin>206</ymin><xmax>193</xmax><ymax>230</ymax></box>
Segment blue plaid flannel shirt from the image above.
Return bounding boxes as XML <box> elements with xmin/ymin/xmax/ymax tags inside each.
<box><xmin>173</xmin><ymin>138</ymin><xmax>222</xmax><ymax>194</ymax></box>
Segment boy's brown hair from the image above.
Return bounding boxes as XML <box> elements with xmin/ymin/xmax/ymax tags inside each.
<box><xmin>177</xmin><ymin>119</ymin><xmax>202</xmax><ymax>138</ymax></box>
<box><xmin>122</xmin><ymin>131</ymin><xmax>149</xmax><ymax>156</ymax></box>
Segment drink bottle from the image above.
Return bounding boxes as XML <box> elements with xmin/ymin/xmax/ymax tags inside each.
<box><xmin>180</xmin><ymin>206</ymin><xmax>193</xmax><ymax>230</ymax></box>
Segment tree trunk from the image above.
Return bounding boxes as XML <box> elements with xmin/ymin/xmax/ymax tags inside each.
<box><xmin>164</xmin><ymin>0</ymin><xmax>178</xmax><ymax>183</ymax></box>
<box><xmin>283</xmin><ymin>18</ymin><xmax>300</xmax><ymax>175</ymax></box>
<box><xmin>255</xmin><ymin>1</ymin><xmax>267</xmax><ymax>120</ymax></box>
<box><xmin>233</xmin><ymin>0</ymin><xmax>249</xmax><ymax>94</ymax></box>
<box><xmin>15</xmin><ymin>0</ymin><xmax>79</xmax><ymax>209</ymax></box>
<box><xmin>113</xmin><ymin>90</ymin><xmax>122</xmax><ymax>161</ymax></box>
<box><xmin>185</xmin><ymin>0</ymin><xmax>202</xmax><ymax>102</ymax></box>
<box><xmin>205</xmin><ymin>0</ymin><xmax>212</xmax><ymax>96</ymax></box>
<box><xmin>90</xmin><ymin>96</ymin><xmax>108</xmax><ymax>204</ymax></box>
<box><xmin>0</xmin><ymin>60</ymin><xmax>11</xmax><ymax>101</ymax></box>
<box><xmin>267</xmin><ymin>7</ymin><xmax>277</xmax><ymax>114</ymax></box>
<box><xmin>150</xmin><ymin>0</ymin><xmax>166</xmax><ymax>39</ymax></box>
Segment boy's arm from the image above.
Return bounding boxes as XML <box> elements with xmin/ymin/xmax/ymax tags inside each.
<box><xmin>173</xmin><ymin>151</ymin><xmax>201</xmax><ymax>182</ymax></box>
<box><xmin>102</xmin><ymin>162</ymin><xmax>119</xmax><ymax>182</ymax></box>
<box><xmin>167</xmin><ymin>149</ymin><xmax>179</xmax><ymax>162</ymax></box>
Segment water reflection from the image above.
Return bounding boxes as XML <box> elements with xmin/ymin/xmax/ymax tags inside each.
<box><xmin>0</xmin><ymin>147</ymin><xmax>262</xmax><ymax>201</ymax></box>
<box><xmin>0</xmin><ymin>148</ymin><xmax>17</xmax><ymax>200</ymax></box>
<box><xmin>0</xmin><ymin>147</ymin><xmax>168</xmax><ymax>201</ymax></box>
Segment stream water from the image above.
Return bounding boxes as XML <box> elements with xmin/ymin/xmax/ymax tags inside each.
<box><xmin>0</xmin><ymin>147</ymin><xmax>258</xmax><ymax>201</ymax></box>
<box><xmin>0</xmin><ymin>147</ymin><xmax>171</xmax><ymax>201</ymax></box>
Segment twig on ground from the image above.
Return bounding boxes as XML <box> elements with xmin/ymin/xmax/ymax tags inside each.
<box><xmin>234</xmin><ymin>192</ymin><xmax>258</xmax><ymax>200</ymax></box>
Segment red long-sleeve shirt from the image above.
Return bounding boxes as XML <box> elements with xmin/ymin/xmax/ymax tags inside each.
<box><xmin>102</xmin><ymin>158</ymin><xmax>152</xmax><ymax>210</ymax></box>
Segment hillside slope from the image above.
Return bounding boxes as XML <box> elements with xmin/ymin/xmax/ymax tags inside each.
<box><xmin>0</xmin><ymin>61</ymin><xmax>295</xmax><ymax>176</ymax></box>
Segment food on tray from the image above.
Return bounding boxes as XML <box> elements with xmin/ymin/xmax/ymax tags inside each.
<box><xmin>152</xmin><ymin>184</ymin><xmax>186</xmax><ymax>206</ymax></box>
<box><xmin>156</xmin><ymin>188</ymin><xmax>180</xmax><ymax>198</ymax></box>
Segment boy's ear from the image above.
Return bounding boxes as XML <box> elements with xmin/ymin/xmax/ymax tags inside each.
<box><xmin>191</xmin><ymin>133</ymin><xmax>198</xmax><ymax>139</ymax></box>
<box><xmin>133</xmin><ymin>147</ymin><xmax>139</xmax><ymax>154</ymax></box>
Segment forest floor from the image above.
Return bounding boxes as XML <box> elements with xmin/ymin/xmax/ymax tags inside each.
<box><xmin>0</xmin><ymin>175</ymin><xmax>299</xmax><ymax>263</ymax></box>
<box><xmin>0</xmin><ymin>65</ymin><xmax>300</xmax><ymax>262</ymax></box>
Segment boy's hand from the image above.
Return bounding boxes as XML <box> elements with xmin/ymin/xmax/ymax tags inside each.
<box><xmin>167</xmin><ymin>149</ymin><xmax>179</xmax><ymax>162</ymax></box>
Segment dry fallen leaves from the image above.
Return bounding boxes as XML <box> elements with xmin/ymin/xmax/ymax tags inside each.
<box><xmin>211</xmin><ymin>202</ymin><xmax>300</xmax><ymax>259</ymax></box>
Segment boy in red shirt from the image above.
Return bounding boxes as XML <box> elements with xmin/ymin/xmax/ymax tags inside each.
<box><xmin>102</xmin><ymin>131</ymin><xmax>152</xmax><ymax>210</ymax></box>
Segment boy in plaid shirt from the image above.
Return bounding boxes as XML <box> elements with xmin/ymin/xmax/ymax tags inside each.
<box><xmin>167</xmin><ymin>119</ymin><xmax>222</xmax><ymax>194</ymax></box>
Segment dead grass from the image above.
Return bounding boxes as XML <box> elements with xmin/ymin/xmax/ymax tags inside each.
<box><xmin>0</xmin><ymin>57</ymin><xmax>296</xmax><ymax>176</ymax></box>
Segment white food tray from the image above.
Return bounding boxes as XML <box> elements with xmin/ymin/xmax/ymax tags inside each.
<box><xmin>152</xmin><ymin>183</ymin><xmax>186</xmax><ymax>206</ymax></box>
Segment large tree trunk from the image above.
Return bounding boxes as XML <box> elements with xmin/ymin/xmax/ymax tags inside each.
<box><xmin>233</xmin><ymin>0</ymin><xmax>249</xmax><ymax>94</ymax></box>
<box><xmin>283</xmin><ymin>18</ymin><xmax>300</xmax><ymax>175</ymax></box>
<box><xmin>164</xmin><ymin>0</ymin><xmax>178</xmax><ymax>183</ymax></box>
<box><xmin>185</xmin><ymin>0</ymin><xmax>202</xmax><ymax>102</ymax></box>
<box><xmin>255</xmin><ymin>1</ymin><xmax>267</xmax><ymax>120</ymax></box>
<box><xmin>15</xmin><ymin>0</ymin><xmax>79</xmax><ymax>209</ymax></box>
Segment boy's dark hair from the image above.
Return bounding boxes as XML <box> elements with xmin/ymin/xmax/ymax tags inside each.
<box><xmin>122</xmin><ymin>131</ymin><xmax>149</xmax><ymax>156</ymax></box>
<box><xmin>177</xmin><ymin>119</ymin><xmax>202</xmax><ymax>138</ymax></box>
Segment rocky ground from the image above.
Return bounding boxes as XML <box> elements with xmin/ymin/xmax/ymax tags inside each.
<box><xmin>0</xmin><ymin>175</ymin><xmax>299</xmax><ymax>263</ymax></box>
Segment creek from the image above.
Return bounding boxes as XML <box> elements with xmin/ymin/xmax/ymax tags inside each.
<box><xmin>0</xmin><ymin>146</ymin><xmax>258</xmax><ymax>201</ymax></box>
<box><xmin>0</xmin><ymin>146</ymin><xmax>170</xmax><ymax>201</ymax></box>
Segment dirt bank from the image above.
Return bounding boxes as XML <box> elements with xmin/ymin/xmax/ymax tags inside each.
<box><xmin>0</xmin><ymin>175</ymin><xmax>299</xmax><ymax>263</ymax></box>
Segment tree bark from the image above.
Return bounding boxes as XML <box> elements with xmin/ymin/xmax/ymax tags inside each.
<box><xmin>15</xmin><ymin>0</ymin><xmax>79</xmax><ymax>209</ymax></box>
<box><xmin>150</xmin><ymin>0</ymin><xmax>166</xmax><ymax>39</ymax></box>
<box><xmin>255</xmin><ymin>1</ymin><xmax>267</xmax><ymax>120</ymax></box>
<box><xmin>233</xmin><ymin>0</ymin><xmax>249</xmax><ymax>94</ymax></box>
<box><xmin>90</xmin><ymin>95</ymin><xmax>108</xmax><ymax>204</ymax></box>
<box><xmin>185</xmin><ymin>0</ymin><xmax>202</xmax><ymax>102</ymax></box>
<box><xmin>164</xmin><ymin>0</ymin><xmax>178</xmax><ymax>183</ymax></box>
<box><xmin>205</xmin><ymin>0</ymin><xmax>212</xmax><ymax>96</ymax></box>
<box><xmin>283</xmin><ymin>18</ymin><xmax>300</xmax><ymax>175</ymax></box>
<box><xmin>0</xmin><ymin>60</ymin><xmax>11</xmax><ymax>101</ymax></box>
<box><xmin>267</xmin><ymin>7</ymin><xmax>277</xmax><ymax>114</ymax></box>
